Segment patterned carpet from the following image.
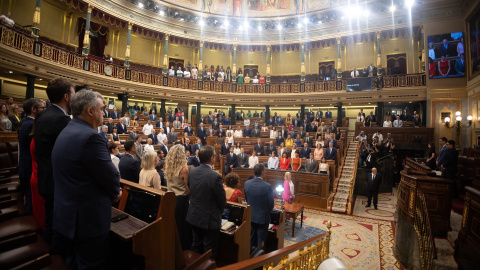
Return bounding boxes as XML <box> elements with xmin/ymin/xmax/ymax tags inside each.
<box><xmin>352</xmin><ymin>192</ymin><xmax>397</xmax><ymax>221</ymax></box>
<box><xmin>283</xmin><ymin>209</ymin><xmax>402</xmax><ymax>270</ymax></box>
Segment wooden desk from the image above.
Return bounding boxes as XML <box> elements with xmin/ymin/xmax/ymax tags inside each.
<box><xmin>110</xmin><ymin>207</ymin><xmax>147</xmax><ymax>242</ymax></box>
<box><xmin>276</xmin><ymin>203</ymin><xmax>304</xmax><ymax>237</ymax></box>
<box><xmin>218</xmin><ymin>202</ymin><xmax>251</xmax><ymax>265</ymax></box>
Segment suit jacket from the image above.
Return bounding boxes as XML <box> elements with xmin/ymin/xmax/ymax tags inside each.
<box><xmin>206</xmin><ymin>128</ymin><xmax>215</xmax><ymax>137</ymax></box>
<box><xmin>251</xmin><ymin>129</ymin><xmax>260</xmax><ymax>138</ymax></box>
<box><xmin>168</xmin><ymin>114</ymin><xmax>175</xmax><ymax>123</ymax></box>
<box><xmin>275</xmin><ymin>136</ymin><xmax>284</xmax><ymax>146</ymax></box>
<box><xmin>304</xmin><ymin>136</ymin><xmax>313</xmax><ymax>148</ymax></box>
<box><xmin>305</xmin><ymin>159</ymin><xmax>319</xmax><ymax>173</ymax></box>
<box><xmin>243</xmin><ymin>128</ymin><xmax>252</xmax><ymax>137</ymax></box>
<box><xmin>160</xmin><ymin>144</ymin><xmax>170</xmax><ymax>157</ymax></box>
<box><xmin>173</xmin><ymin>120</ymin><xmax>182</xmax><ymax>129</ymax></box>
<box><xmin>18</xmin><ymin>117</ymin><xmax>34</xmax><ymax>180</ymax></box>
<box><xmin>103</xmin><ymin>109</ymin><xmax>109</xmax><ymax>118</ymax></box>
<box><xmin>277</xmin><ymin>118</ymin><xmax>284</xmax><ymax>126</ymax></box>
<box><xmin>316</xmin><ymin>111</ymin><xmax>323</xmax><ymax>118</ymax></box>
<box><xmin>224</xmin><ymin>119</ymin><xmax>231</xmax><ymax>125</ymax></box>
<box><xmin>244</xmin><ymin>177</ymin><xmax>274</xmax><ymax>224</ymax></box>
<box><xmin>188</xmin><ymin>156</ymin><xmax>201</xmax><ymax>167</ymax></box>
<box><xmin>148</xmin><ymin>134</ymin><xmax>158</xmax><ymax>145</ymax></box>
<box><xmin>184</xmin><ymin>126</ymin><xmax>193</xmax><ymax>136</ymax></box>
<box><xmin>298</xmin><ymin>130</ymin><xmax>306</xmax><ymax>139</ymax></box>
<box><xmin>367</xmin><ymin>173</ymin><xmax>382</xmax><ymax>193</ymax></box>
<box><xmin>217</xmin><ymin>128</ymin><xmax>226</xmax><ymax>137</ymax></box>
<box><xmin>156</xmin><ymin>121</ymin><xmax>164</xmax><ymax>128</ymax></box>
<box><xmin>123</xmin><ymin>117</ymin><xmax>131</xmax><ymax>127</ymax></box>
<box><xmin>196</xmin><ymin>127</ymin><xmax>207</xmax><ymax>140</ymax></box>
<box><xmin>149</xmin><ymin>114</ymin><xmax>157</xmax><ymax>122</ymax></box>
<box><xmin>442</xmin><ymin>148</ymin><xmax>458</xmax><ymax>177</ymax></box>
<box><xmin>111</xmin><ymin>111</ymin><xmax>119</xmax><ymax>119</ymax></box>
<box><xmin>128</xmin><ymin>131</ymin><xmax>138</xmax><ymax>141</ymax></box>
<box><xmin>266</xmin><ymin>145</ymin><xmax>276</xmax><ymax>156</ymax></box>
<box><xmin>455</xmin><ymin>58</ymin><xmax>465</xmax><ymax>73</ymax></box>
<box><xmin>302</xmin><ymin>123</ymin><xmax>309</xmax><ymax>131</ymax></box>
<box><xmin>119</xmin><ymin>154</ymin><xmax>141</xmax><ymax>183</ymax></box>
<box><xmin>300</xmin><ymin>147</ymin><xmax>311</xmax><ymax>158</ymax></box>
<box><xmin>292</xmin><ymin>119</ymin><xmax>300</xmax><ymax>127</ymax></box>
<box><xmin>325</xmin><ymin>111</ymin><xmax>332</xmax><ymax>118</ymax></box>
<box><xmin>106</xmin><ymin>122</ymin><xmax>114</xmax><ymax>134</ymax></box>
<box><xmin>325</xmin><ymin>147</ymin><xmax>337</xmax><ymax>160</ymax></box>
<box><xmin>167</xmin><ymin>132</ymin><xmax>177</xmax><ymax>144</ymax></box>
<box><xmin>438</xmin><ymin>44</ymin><xmax>451</xmax><ymax>56</ymax></box>
<box><xmin>308</xmin><ymin>125</ymin><xmax>317</xmax><ymax>133</ymax></box>
<box><xmin>254</xmin><ymin>143</ymin><xmax>265</xmax><ymax>156</ymax></box>
<box><xmin>237</xmin><ymin>153</ymin><xmax>249</xmax><ymax>168</ymax></box>
<box><xmin>192</xmin><ymin>143</ymin><xmax>203</xmax><ymax>154</ymax></box>
<box><xmin>221</xmin><ymin>143</ymin><xmax>230</xmax><ymax>156</ymax></box>
<box><xmin>266</xmin><ymin>119</ymin><xmax>274</xmax><ymax>126</ymax></box>
<box><xmin>116</xmin><ymin>122</ymin><xmax>127</xmax><ymax>134</ymax></box>
<box><xmin>279</xmin><ymin>129</ymin><xmax>288</xmax><ymax>138</ymax></box>
<box><xmin>186</xmin><ymin>164</ymin><xmax>226</xmax><ymax>230</ymax></box>
<box><xmin>35</xmin><ymin>105</ymin><xmax>71</xmax><ymax>198</ymax></box>
<box><xmin>163</xmin><ymin>126</ymin><xmax>171</xmax><ymax>134</ymax></box>
<box><xmin>52</xmin><ymin>118</ymin><xmax>120</xmax><ymax>239</ymax></box>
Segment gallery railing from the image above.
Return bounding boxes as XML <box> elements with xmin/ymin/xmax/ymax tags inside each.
<box><xmin>1</xmin><ymin>25</ymin><xmax>426</xmax><ymax>94</ymax></box>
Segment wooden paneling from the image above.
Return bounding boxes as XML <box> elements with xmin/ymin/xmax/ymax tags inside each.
<box><xmin>357</xmin><ymin>127</ymin><xmax>434</xmax><ymax>144</ymax></box>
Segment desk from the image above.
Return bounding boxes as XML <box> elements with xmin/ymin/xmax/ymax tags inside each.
<box><xmin>276</xmin><ymin>203</ymin><xmax>304</xmax><ymax>237</ymax></box>
<box><xmin>110</xmin><ymin>208</ymin><xmax>147</xmax><ymax>242</ymax></box>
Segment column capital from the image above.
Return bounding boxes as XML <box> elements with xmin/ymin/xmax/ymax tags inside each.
<box><xmin>301</xmin><ymin>43</ymin><xmax>305</xmax><ymax>50</ymax></box>
<box><xmin>128</xmin><ymin>22</ymin><xmax>133</xmax><ymax>30</ymax></box>
<box><xmin>87</xmin><ymin>4</ymin><xmax>94</xmax><ymax>13</ymax></box>
<box><xmin>233</xmin><ymin>44</ymin><xmax>237</xmax><ymax>50</ymax></box>
<box><xmin>165</xmin><ymin>34</ymin><xmax>170</xmax><ymax>40</ymax></box>
<box><xmin>200</xmin><ymin>40</ymin><xmax>204</xmax><ymax>47</ymax></box>
<box><xmin>266</xmin><ymin>44</ymin><xmax>271</xmax><ymax>51</ymax></box>
<box><xmin>336</xmin><ymin>37</ymin><xmax>341</xmax><ymax>44</ymax></box>
<box><xmin>376</xmin><ymin>31</ymin><xmax>382</xmax><ymax>39</ymax></box>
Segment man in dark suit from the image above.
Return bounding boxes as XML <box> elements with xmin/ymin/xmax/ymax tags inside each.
<box><xmin>441</xmin><ymin>140</ymin><xmax>458</xmax><ymax>180</ymax></box>
<box><xmin>183</xmin><ymin>138</ymin><xmax>192</xmax><ymax>154</ymax></box>
<box><xmin>149</xmin><ymin>111</ymin><xmax>157</xmax><ymax>122</ymax></box>
<box><xmin>244</xmin><ymin>164</ymin><xmax>274</xmax><ymax>252</ymax></box>
<box><xmin>188</xmin><ymin>150</ymin><xmax>201</xmax><ymax>167</ymax></box>
<box><xmin>308</xmin><ymin>122</ymin><xmax>317</xmax><ymax>133</ymax></box>
<box><xmin>51</xmin><ymin>90</ymin><xmax>121</xmax><ymax>268</ymax></box>
<box><xmin>243</xmin><ymin>124</ymin><xmax>252</xmax><ymax>137</ymax></box>
<box><xmin>192</xmin><ymin>138</ymin><xmax>203</xmax><ymax>155</ymax></box>
<box><xmin>224</xmin><ymin>116</ymin><xmax>231</xmax><ymax>125</ymax></box>
<box><xmin>305</xmin><ymin>153</ymin><xmax>319</xmax><ymax>173</ymax></box>
<box><xmin>237</xmin><ymin>148</ymin><xmax>249</xmax><ymax>168</ymax></box>
<box><xmin>266</xmin><ymin>116</ymin><xmax>274</xmax><ymax>126</ymax></box>
<box><xmin>277</xmin><ymin>115</ymin><xmax>284</xmax><ymax>126</ymax></box>
<box><xmin>198</xmin><ymin>115</ymin><xmax>206</xmax><ymax>124</ymax></box>
<box><xmin>156</xmin><ymin>117</ymin><xmax>164</xmax><ymax>128</ymax></box>
<box><xmin>276</xmin><ymin>132</ymin><xmax>285</xmax><ymax>146</ymax></box>
<box><xmin>279</xmin><ymin>126</ymin><xmax>288</xmax><ymax>138</ymax></box>
<box><xmin>133</xmin><ymin>102</ymin><xmax>140</xmax><ymax>111</ymax></box>
<box><xmin>366</xmin><ymin>167</ymin><xmax>382</xmax><ymax>209</ymax></box>
<box><xmin>254</xmin><ymin>139</ymin><xmax>264</xmax><ymax>156</ymax></box>
<box><xmin>266</xmin><ymin>141</ymin><xmax>276</xmax><ymax>156</ymax></box>
<box><xmin>148</xmin><ymin>129</ymin><xmax>158</xmax><ymax>145</ymax></box>
<box><xmin>159</xmin><ymin>139</ymin><xmax>170</xmax><ymax>157</ymax></box>
<box><xmin>455</xmin><ymin>53</ymin><xmax>465</xmax><ymax>76</ymax></box>
<box><xmin>106</xmin><ymin>118</ymin><xmax>114</xmax><ymax>133</ymax></box>
<box><xmin>217</xmin><ymin>125</ymin><xmax>225</xmax><ymax>137</ymax></box>
<box><xmin>251</xmin><ymin>126</ymin><xmax>260</xmax><ymax>138</ymax></box>
<box><xmin>304</xmin><ymin>133</ymin><xmax>313</xmax><ymax>148</ymax></box>
<box><xmin>119</xmin><ymin>141</ymin><xmax>141</xmax><ymax>183</ymax></box>
<box><xmin>111</xmin><ymin>107</ymin><xmax>119</xmax><ymax>119</ymax></box>
<box><xmin>116</xmin><ymin>118</ymin><xmax>127</xmax><ymax>134</ymax></box>
<box><xmin>221</xmin><ymin>138</ymin><xmax>230</xmax><ymax>156</ymax></box>
<box><xmin>325</xmin><ymin>109</ymin><xmax>332</xmax><ymax>118</ymax></box>
<box><xmin>292</xmin><ymin>117</ymin><xmax>300</xmax><ymax>127</ymax></box>
<box><xmin>225</xmin><ymin>147</ymin><xmax>238</xmax><ymax>175</ymax></box>
<box><xmin>167</xmin><ymin>128</ymin><xmax>177</xmax><ymax>144</ymax></box>
<box><xmin>103</xmin><ymin>107</ymin><xmax>109</xmax><ymax>118</ymax></box>
<box><xmin>260</xmin><ymin>110</ymin><xmax>266</xmax><ymax>118</ymax></box>
<box><xmin>99</xmin><ymin>125</ymin><xmax>109</xmax><ymax>142</ymax></box>
<box><xmin>34</xmin><ymin>77</ymin><xmax>74</xmax><ymax>244</ymax></box>
<box><xmin>302</xmin><ymin>119</ymin><xmax>309</xmax><ymax>131</ymax></box>
<box><xmin>325</xmin><ymin>141</ymin><xmax>337</xmax><ymax>161</ymax></box>
<box><xmin>438</xmin><ymin>38</ymin><xmax>452</xmax><ymax>57</ymax></box>
<box><xmin>184</xmin><ymin>123</ymin><xmax>193</xmax><ymax>136</ymax></box>
<box><xmin>300</xmin><ymin>142</ymin><xmax>311</xmax><ymax>158</ymax></box>
<box><xmin>196</xmin><ymin>123</ymin><xmax>207</xmax><ymax>144</ymax></box>
<box><xmin>186</xmin><ymin>146</ymin><xmax>225</xmax><ymax>258</ymax></box>
<box><xmin>316</xmin><ymin>110</ymin><xmax>323</xmax><ymax>119</ymax></box>
<box><xmin>19</xmin><ymin>98</ymin><xmax>45</xmax><ymax>215</ymax></box>
<box><xmin>297</xmin><ymin>127</ymin><xmax>306</xmax><ymax>139</ymax></box>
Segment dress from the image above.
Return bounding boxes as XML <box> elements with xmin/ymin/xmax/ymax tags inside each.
<box><xmin>139</xmin><ymin>169</ymin><xmax>161</xmax><ymax>189</ymax></box>
<box><xmin>314</xmin><ymin>148</ymin><xmax>324</xmax><ymax>161</ymax></box>
<box><xmin>112</xmin><ymin>133</ymin><xmax>119</xmax><ymax>141</ymax></box>
<box><xmin>30</xmin><ymin>139</ymin><xmax>45</xmax><ymax>228</ymax></box>
<box><xmin>295</xmin><ymin>139</ymin><xmax>302</xmax><ymax>147</ymax></box>
<box><xmin>439</xmin><ymin>60</ymin><xmax>449</xmax><ymax>75</ymax></box>
<box><xmin>319</xmin><ymin>163</ymin><xmax>328</xmax><ymax>174</ymax></box>
<box><xmin>279</xmin><ymin>158</ymin><xmax>290</xmax><ymax>170</ymax></box>
<box><xmin>427</xmin><ymin>148</ymin><xmax>436</xmax><ymax>170</ymax></box>
<box><xmin>429</xmin><ymin>63</ymin><xmax>436</xmax><ymax>77</ymax></box>
<box><xmin>285</xmin><ymin>139</ymin><xmax>294</xmax><ymax>147</ymax></box>
<box><xmin>167</xmin><ymin>173</ymin><xmax>192</xmax><ymax>250</ymax></box>
<box><xmin>291</xmin><ymin>157</ymin><xmax>301</xmax><ymax>171</ymax></box>
<box><xmin>237</xmin><ymin>74</ymin><xmax>244</xmax><ymax>84</ymax></box>
<box><xmin>226</xmin><ymin>188</ymin><xmax>242</xmax><ymax>203</ymax></box>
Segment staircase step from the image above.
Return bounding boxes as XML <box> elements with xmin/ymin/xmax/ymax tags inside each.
<box><xmin>434</xmin><ymin>239</ymin><xmax>455</xmax><ymax>256</ymax></box>
<box><xmin>433</xmin><ymin>255</ymin><xmax>458</xmax><ymax>270</ymax></box>
<box><xmin>447</xmin><ymin>231</ymin><xmax>458</xmax><ymax>248</ymax></box>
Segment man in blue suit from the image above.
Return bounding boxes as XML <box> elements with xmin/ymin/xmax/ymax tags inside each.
<box><xmin>51</xmin><ymin>90</ymin><xmax>121</xmax><ymax>269</ymax></box>
<box><xmin>325</xmin><ymin>141</ymin><xmax>337</xmax><ymax>161</ymax></box>
<box><xmin>119</xmin><ymin>141</ymin><xmax>141</xmax><ymax>183</ymax></box>
<box><xmin>111</xmin><ymin>107</ymin><xmax>119</xmax><ymax>119</ymax></box>
<box><xmin>455</xmin><ymin>53</ymin><xmax>465</xmax><ymax>76</ymax></box>
<box><xmin>325</xmin><ymin>109</ymin><xmax>332</xmax><ymax>118</ymax></box>
<box><xmin>116</xmin><ymin>118</ymin><xmax>127</xmax><ymax>134</ymax></box>
<box><xmin>300</xmin><ymin>142</ymin><xmax>311</xmax><ymax>158</ymax></box>
<box><xmin>244</xmin><ymin>164</ymin><xmax>274</xmax><ymax>252</ymax></box>
<box><xmin>184</xmin><ymin>123</ymin><xmax>193</xmax><ymax>136</ymax></box>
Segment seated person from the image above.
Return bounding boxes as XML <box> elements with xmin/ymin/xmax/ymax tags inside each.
<box><xmin>224</xmin><ymin>172</ymin><xmax>242</xmax><ymax>203</ymax></box>
<box><xmin>279</xmin><ymin>152</ymin><xmax>290</xmax><ymax>170</ymax></box>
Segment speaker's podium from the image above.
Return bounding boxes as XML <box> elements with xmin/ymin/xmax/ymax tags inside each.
<box><xmin>110</xmin><ymin>179</ymin><xmax>216</xmax><ymax>270</ymax></box>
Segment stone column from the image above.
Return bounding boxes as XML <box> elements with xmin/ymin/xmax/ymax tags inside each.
<box><xmin>232</xmin><ymin>44</ymin><xmax>237</xmax><ymax>83</ymax></box>
<box><xmin>376</xmin><ymin>31</ymin><xmax>384</xmax><ymax>88</ymax></box>
<box><xmin>265</xmin><ymin>105</ymin><xmax>270</xmax><ymax>121</ymax></box>
<box><xmin>160</xmin><ymin>99</ymin><xmax>166</xmax><ymax>119</ymax></box>
<box><xmin>420</xmin><ymin>27</ymin><xmax>425</xmax><ymax>73</ymax></box>
<box><xmin>198</xmin><ymin>41</ymin><xmax>204</xmax><ymax>81</ymax></box>
<box><xmin>336</xmin><ymin>37</ymin><xmax>342</xmax><ymax>79</ymax></box>
<box><xmin>300</xmin><ymin>43</ymin><xmax>306</xmax><ymax>83</ymax></box>
<box><xmin>231</xmin><ymin>104</ymin><xmax>236</xmax><ymax>125</ymax></box>
<box><xmin>163</xmin><ymin>34</ymin><xmax>169</xmax><ymax>76</ymax></box>
<box><xmin>266</xmin><ymin>45</ymin><xmax>271</xmax><ymax>84</ymax></box>
<box><xmin>82</xmin><ymin>4</ymin><xmax>93</xmax><ymax>56</ymax></box>
<box><xmin>125</xmin><ymin>22</ymin><xmax>133</xmax><ymax>69</ymax></box>
<box><xmin>300</xmin><ymin>105</ymin><xmax>306</xmax><ymax>122</ymax></box>
<box><xmin>25</xmin><ymin>74</ymin><xmax>36</xmax><ymax>99</ymax></box>
<box><xmin>196</xmin><ymin>102</ymin><xmax>202</xmax><ymax>126</ymax></box>
<box><xmin>31</xmin><ymin>0</ymin><xmax>41</xmax><ymax>38</ymax></box>
<box><xmin>336</xmin><ymin>102</ymin><xmax>343</xmax><ymax>127</ymax></box>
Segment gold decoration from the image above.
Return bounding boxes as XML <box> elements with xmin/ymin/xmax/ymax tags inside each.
<box><xmin>233</xmin><ymin>44</ymin><xmax>237</xmax><ymax>50</ymax></box>
<box><xmin>128</xmin><ymin>22</ymin><xmax>133</xmax><ymax>31</ymax></box>
<box><xmin>87</xmin><ymin>4</ymin><xmax>94</xmax><ymax>13</ymax></box>
<box><xmin>83</xmin><ymin>30</ymin><xmax>90</xmax><ymax>47</ymax></box>
<box><xmin>462</xmin><ymin>203</ymin><xmax>468</xmax><ymax>230</ymax></box>
<box><xmin>125</xmin><ymin>45</ymin><xmax>131</xmax><ymax>58</ymax></box>
<box><xmin>33</xmin><ymin>7</ymin><xmax>41</xmax><ymax>26</ymax></box>
<box><xmin>199</xmin><ymin>40</ymin><xmax>204</xmax><ymax>47</ymax></box>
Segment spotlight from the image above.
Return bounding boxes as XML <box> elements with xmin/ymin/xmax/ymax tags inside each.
<box><xmin>278</xmin><ymin>24</ymin><xmax>283</xmax><ymax>30</ymax></box>
<box><xmin>303</xmin><ymin>17</ymin><xmax>309</xmax><ymax>24</ymax></box>
<box><xmin>180</xmin><ymin>17</ymin><xmax>185</xmax><ymax>21</ymax></box>
<box><xmin>224</xmin><ymin>20</ymin><xmax>229</xmax><ymax>27</ymax></box>
<box><xmin>298</xmin><ymin>22</ymin><xmax>303</xmax><ymax>28</ymax></box>
<box><xmin>405</xmin><ymin>0</ymin><xmax>415</xmax><ymax>8</ymax></box>
<box><xmin>199</xmin><ymin>19</ymin><xmax>205</xmax><ymax>26</ymax></box>
<box><xmin>318</xmin><ymin>20</ymin><xmax>323</xmax><ymax>24</ymax></box>
<box><xmin>8</xmin><ymin>71</ymin><xmax>13</xmax><ymax>73</ymax></box>
<box><xmin>364</xmin><ymin>9</ymin><xmax>370</xmax><ymax>17</ymax></box>
<box><xmin>137</xmin><ymin>2</ymin><xmax>144</xmax><ymax>8</ymax></box>
<box><xmin>390</xmin><ymin>5</ymin><xmax>396</xmax><ymax>12</ymax></box>
<box><xmin>160</xmin><ymin>10</ymin><xmax>165</xmax><ymax>15</ymax></box>
<box><xmin>243</xmin><ymin>21</ymin><xmax>249</xmax><ymax>29</ymax></box>
<box><xmin>257</xmin><ymin>25</ymin><xmax>262</xmax><ymax>31</ymax></box>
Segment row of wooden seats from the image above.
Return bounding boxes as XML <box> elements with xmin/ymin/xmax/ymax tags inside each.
<box><xmin>0</xmin><ymin>142</ymin><xmax>69</xmax><ymax>269</ymax></box>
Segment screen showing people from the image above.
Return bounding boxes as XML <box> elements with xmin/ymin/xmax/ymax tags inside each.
<box><xmin>427</xmin><ymin>32</ymin><xmax>465</xmax><ymax>79</ymax></box>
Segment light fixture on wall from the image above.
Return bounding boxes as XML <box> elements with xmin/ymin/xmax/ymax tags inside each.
<box><xmin>444</xmin><ymin>111</ymin><xmax>472</xmax><ymax>129</ymax></box>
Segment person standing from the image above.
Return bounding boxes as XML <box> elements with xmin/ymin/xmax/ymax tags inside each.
<box><xmin>119</xmin><ymin>141</ymin><xmax>141</xmax><ymax>183</ymax></box>
<box><xmin>436</xmin><ymin>137</ymin><xmax>448</xmax><ymax>169</ymax></box>
<box><xmin>186</xmin><ymin>146</ymin><xmax>226</xmax><ymax>258</ymax></box>
<box><xmin>441</xmin><ymin>140</ymin><xmax>458</xmax><ymax>180</ymax></box>
<box><xmin>35</xmin><ymin>77</ymin><xmax>75</xmax><ymax>244</ymax></box>
<box><xmin>51</xmin><ymin>90</ymin><xmax>121</xmax><ymax>268</ymax></box>
<box><xmin>165</xmin><ymin>145</ymin><xmax>192</xmax><ymax>251</ymax></box>
<box><xmin>366</xmin><ymin>167</ymin><xmax>382</xmax><ymax>209</ymax></box>
<box><xmin>244</xmin><ymin>164</ymin><xmax>274</xmax><ymax>252</ymax></box>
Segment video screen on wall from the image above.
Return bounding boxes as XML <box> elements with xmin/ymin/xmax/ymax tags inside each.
<box><xmin>346</xmin><ymin>77</ymin><xmax>373</xmax><ymax>92</ymax></box>
<box><xmin>427</xmin><ymin>32</ymin><xmax>465</xmax><ymax>79</ymax></box>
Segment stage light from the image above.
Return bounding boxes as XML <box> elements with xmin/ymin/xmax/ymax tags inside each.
<box><xmin>390</xmin><ymin>5</ymin><xmax>396</xmax><ymax>12</ymax></box>
<box><xmin>160</xmin><ymin>10</ymin><xmax>165</xmax><ymax>15</ymax></box>
<box><xmin>364</xmin><ymin>9</ymin><xmax>370</xmax><ymax>17</ymax></box>
<box><xmin>239</xmin><ymin>25</ymin><xmax>244</xmax><ymax>30</ymax></box>
<box><xmin>224</xmin><ymin>20</ymin><xmax>229</xmax><ymax>27</ymax></box>
<box><xmin>298</xmin><ymin>22</ymin><xmax>303</xmax><ymax>28</ymax></box>
<box><xmin>243</xmin><ymin>21</ymin><xmax>249</xmax><ymax>29</ymax></box>
<box><xmin>277</xmin><ymin>25</ymin><xmax>283</xmax><ymax>30</ymax></box>
<box><xmin>199</xmin><ymin>19</ymin><xmax>205</xmax><ymax>26</ymax></box>
<box><xmin>180</xmin><ymin>17</ymin><xmax>185</xmax><ymax>21</ymax></box>
<box><xmin>303</xmin><ymin>17</ymin><xmax>309</xmax><ymax>24</ymax></box>
<box><xmin>405</xmin><ymin>0</ymin><xmax>415</xmax><ymax>8</ymax></box>
<box><xmin>257</xmin><ymin>25</ymin><xmax>262</xmax><ymax>31</ymax></box>
<box><xmin>137</xmin><ymin>2</ymin><xmax>144</xmax><ymax>8</ymax></box>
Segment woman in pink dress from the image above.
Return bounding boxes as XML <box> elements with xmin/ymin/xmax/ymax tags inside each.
<box><xmin>282</xmin><ymin>172</ymin><xmax>294</xmax><ymax>203</ymax></box>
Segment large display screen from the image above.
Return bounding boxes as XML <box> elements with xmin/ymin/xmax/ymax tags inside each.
<box><xmin>346</xmin><ymin>77</ymin><xmax>373</xmax><ymax>92</ymax></box>
<box><xmin>427</xmin><ymin>32</ymin><xmax>465</xmax><ymax>79</ymax></box>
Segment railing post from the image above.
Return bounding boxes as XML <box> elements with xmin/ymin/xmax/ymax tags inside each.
<box><xmin>266</xmin><ymin>45</ymin><xmax>271</xmax><ymax>84</ymax></box>
<box><xmin>163</xmin><ymin>34</ymin><xmax>169</xmax><ymax>76</ymax></box>
<box><xmin>198</xmin><ymin>41</ymin><xmax>203</xmax><ymax>90</ymax></box>
<box><xmin>31</xmin><ymin>0</ymin><xmax>41</xmax><ymax>38</ymax></box>
<box><xmin>82</xmin><ymin>4</ymin><xmax>93</xmax><ymax>56</ymax></box>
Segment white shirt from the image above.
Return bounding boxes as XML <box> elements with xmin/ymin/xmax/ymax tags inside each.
<box><xmin>183</xmin><ymin>71</ymin><xmax>191</xmax><ymax>78</ymax></box>
<box><xmin>357</xmin><ymin>116</ymin><xmax>364</xmax><ymax>122</ymax></box>
<box><xmin>108</xmin><ymin>104</ymin><xmax>115</xmax><ymax>109</ymax></box>
<box><xmin>291</xmin><ymin>150</ymin><xmax>297</xmax><ymax>159</ymax></box>
<box><xmin>252</xmin><ymin>78</ymin><xmax>259</xmax><ymax>83</ymax></box>
<box><xmin>143</xmin><ymin>124</ymin><xmax>153</xmax><ymax>135</ymax></box>
<box><xmin>351</xmin><ymin>70</ymin><xmax>359</xmax><ymax>78</ymax></box>
<box><xmin>289</xmin><ymin>180</ymin><xmax>295</xmax><ymax>196</ymax></box>
<box><xmin>383</xmin><ymin>120</ymin><xmax>392</xmax><ymax>127</ymax></box>
<box><xmin>110</xmin><ymin>154</ymin><xmax>120</xmax><ymax>172</ymax></box>
<box><xmin>234</xmin><ymin>130</ymin><xmax>243</xmax><ymax>138</ymax></box>
<box><xmin>249</xmin><ymin>156</ymin><xmax>259</xmax><ymax>168</ymax></box>
<box><xmin>157</xmin><ymin>133</ymin><xmax>167</xmax><ymax>145</ymax></box>
<box><xmin>233</xmin><ymin>147</ymin><xmax>241</xmax><ymax>155</ymax></box>
<box><xmin>394</xmin><ymin>120</ymin><xmax>403</xmax><ymax>127</ymax></box>
<box><xmin>0</xmin><ymin>15</ymin><xmax>14</xmax><ymax>27</ymax></box>
<box><xmin>244</xmin><ymin>119</ymin><xmax>250</xmax><ymax>125</ymax></box>
<box><xmin>270</xmin><ymin>130</ymin><xmax>277</xmax><ymax>139</ymax></box>
<box><xmin>168</xmin><ymin>69</ymin><xmax>175</xmax><ymax>76</ymax></box>
<box><xmin>268</xmin><ymin>157</ymin><xmax>279</xmax><ymax>169</ymax></box>
<box><xmin>373</xmin><ymin>133</ymin><xmax>383</xmax><ymax>143</ymax></box>
<box><xmin>227</xmin><ymin>135</ymin><xmax>234</xmax><ymax>145</ymax></box>
<box><xmin>429</xmin><ymin>49</ymin><xmax>436</xmax><ymax>60</ymax></box>
<box><xmin>144</xmin><ymin>144</ymin><xmax>154</xmax><ymax>152</ymax></box>
<box><xmin>356</xmin><ymin>134</ymin><xmax>367</xmax><ymax>142</ymax></box>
